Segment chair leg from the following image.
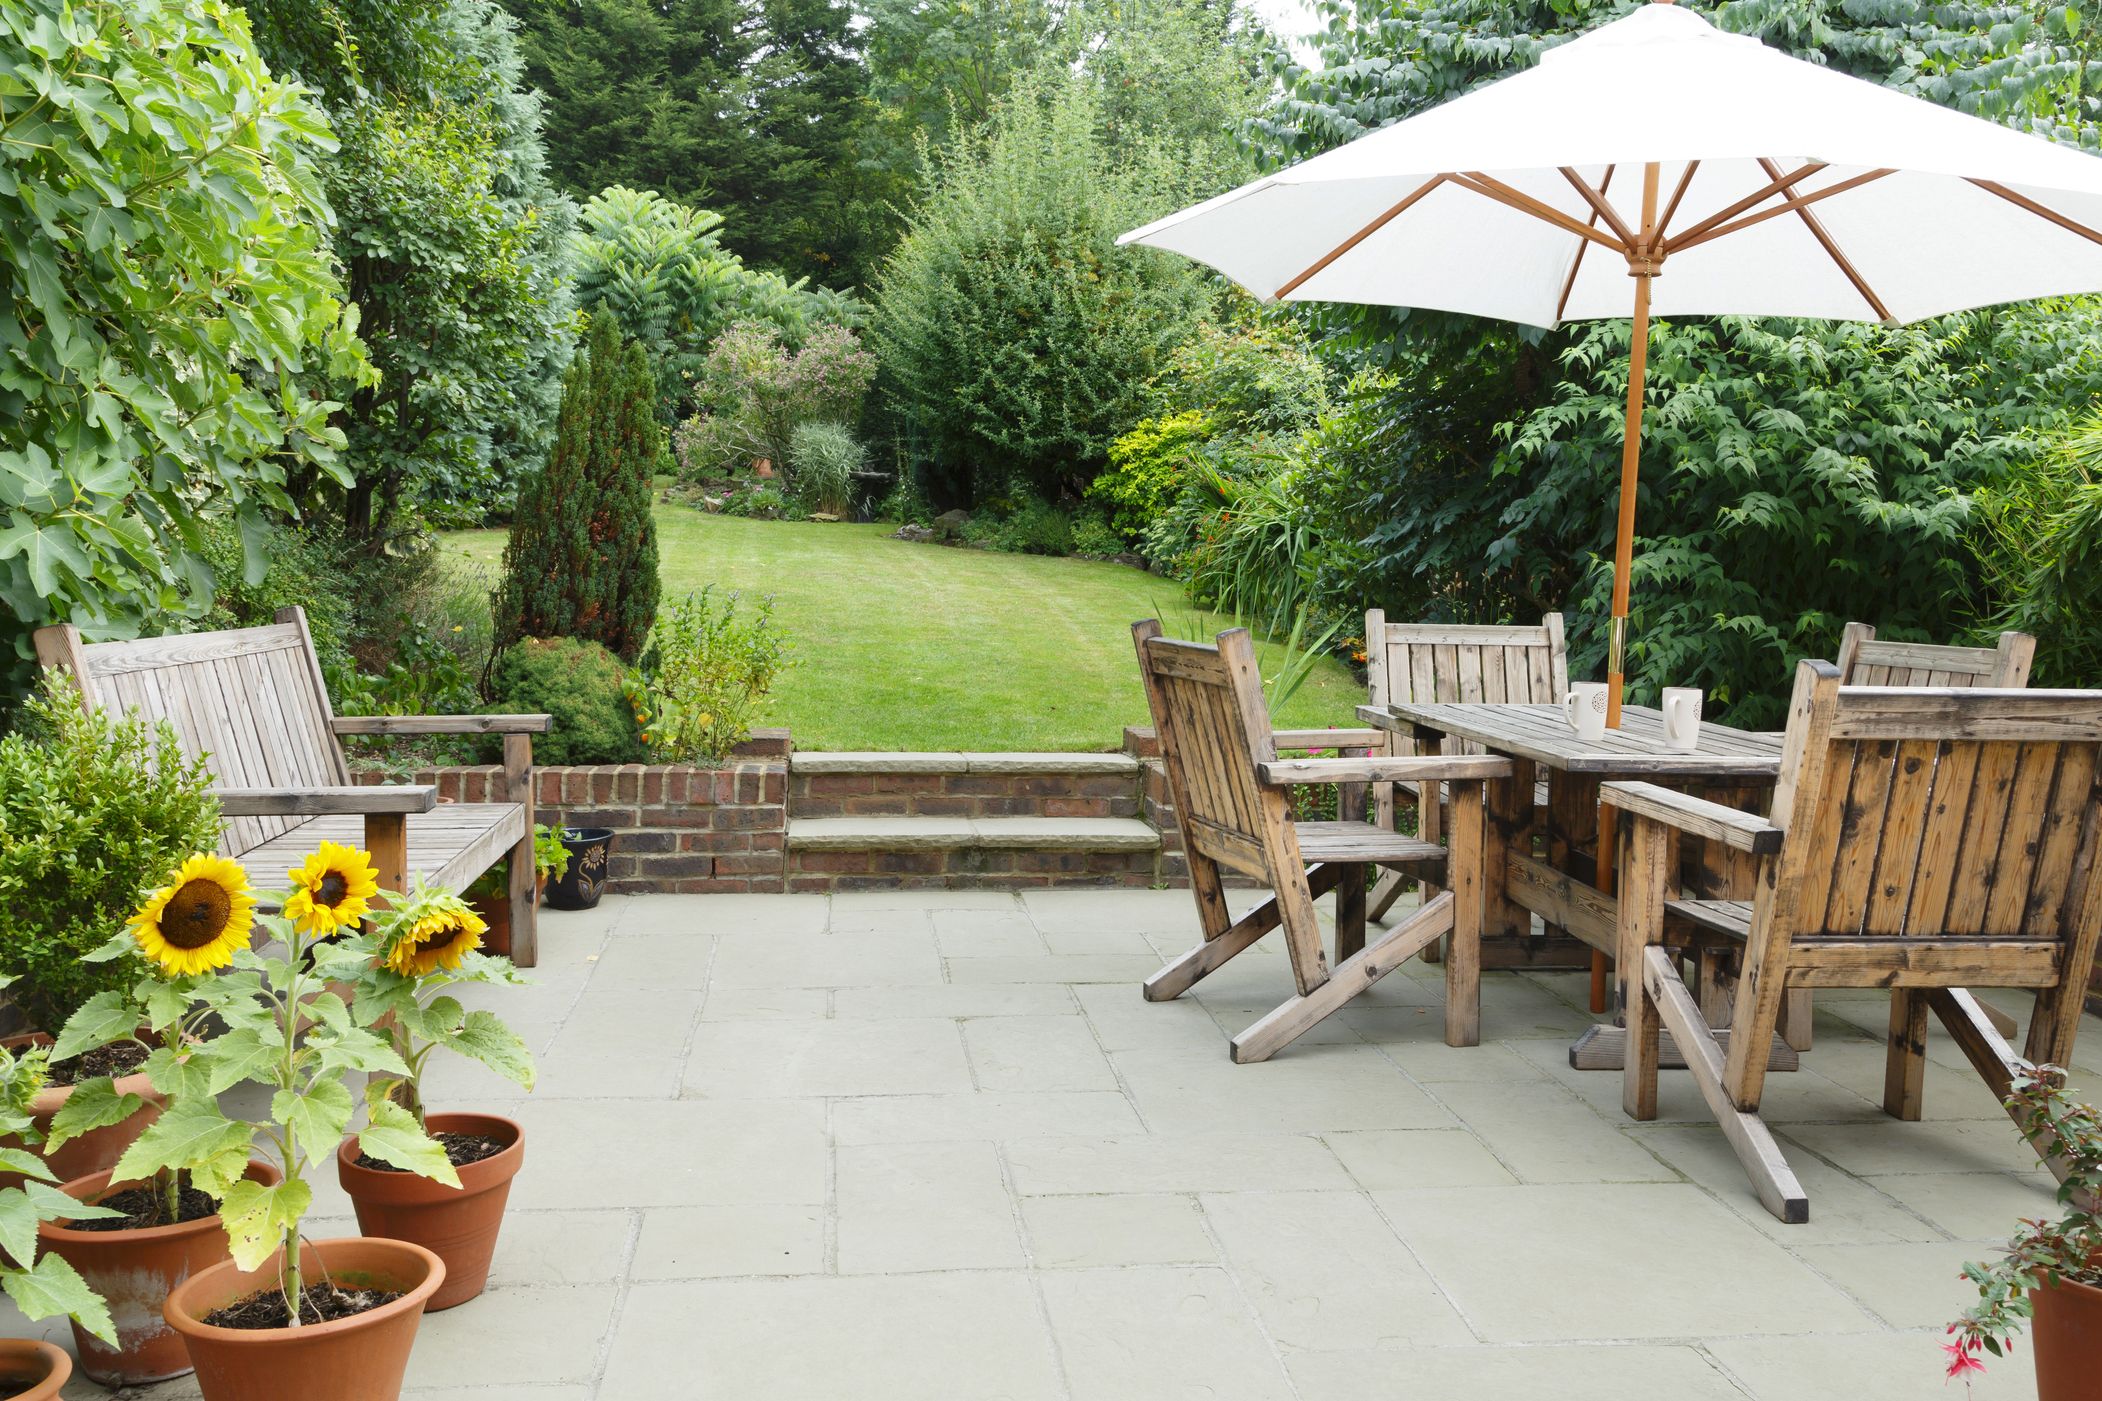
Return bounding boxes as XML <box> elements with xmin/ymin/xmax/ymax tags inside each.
<box><xmin>1367</xmin><ymin>869</ymin><xmax>1409</xmax><ymax>923</ymax></box>
<box><xmin>1232</xmin><ymin>893</ymin><xmax>1454</xmax><ymax>1064</ymax></box>
<box><xmin>1618</xmin><ymin>815</ymin><xmax>1669</xmax><ymax>1121</ymax></box>
<box><xmin>1147</xmin><ymin>864</ymin><xmax>1342</xmax><ymax>1003</ymax></box>
<box><xmin>1445</xmin><ymin>781</ymin><xmax>1484</xmax><ymax>1048</ymax></box>
<box><xmin>1933</xmin><ymin>988</ymin><xmax>2077</xmax><ymax>1186</ymax></box>
<box><xmin>1779</xmin><ymin>989</ymin><xmax>1814</xmax><ymax>1051</ymax></box>
<box><xmin>1334</xmin><ymin>865</ymin><xmax>1367</xmax><ymax>962</ymax></box>
<box><xmin>1882</xmin><ymin>989</ymin><xmax>1928</xmax><ymax>1121</ymax></box>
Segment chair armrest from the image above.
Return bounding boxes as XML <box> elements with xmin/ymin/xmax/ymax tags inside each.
<box><xmin>1600</xmin><ymin>780</ymin><xmax>1783</xmax><ymax>854</ymax></box>
<box><xmin>1258</xmin><ymin>755</ymin><xmax>1512</xmax><ymax>787</ymax></box>
<box><xmin>331</xmin><ymin>714</ymin><xmax>553</xmax><ymax>736</ymax></box>
<box><xmin>1270</xmin><ymin>727</ymin><xmax>1387</xmax><ymax>752</ymax></box>
<box><xmin>214</xmin><ymin>786</ymin><xmax>439</xmax><ymax>817</ymax></box>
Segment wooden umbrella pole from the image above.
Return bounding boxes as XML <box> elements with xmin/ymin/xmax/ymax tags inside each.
<box><xmin>1605</xmin><ymin>161</ymin><xmax>1662</xmax><ymax>730</ymax></box>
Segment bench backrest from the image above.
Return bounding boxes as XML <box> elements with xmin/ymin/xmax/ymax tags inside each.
<box><xmin>1132</xmin><ymin>620</ymin><xmax>1300</xmax><ymax>882</ymax></box>
<box><xmin>1763</xmin><ymin>662</ymin><xmax>2102</xmax><ymax>961</ymax></box>
<box><xmin>1366</xmin><ymin>612</ymin><xmax>1567</xmax><ymax>755</ymax></box>
<box><xmin>33</xmin><ymin>609</ymin><xmax>347</xmax><ymax>856</ymax></box>
<box><xmin>1835</xmin><ymin>622</ymin><xmax>2034</xmax><ymax>689</ymax></box>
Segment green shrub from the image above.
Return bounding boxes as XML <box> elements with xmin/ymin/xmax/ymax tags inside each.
<box><xmin>0</xmin><ymin>674</ymin><xmax>221</xmax><ymax>1032</ymax></box>
<box><xmin>626</xmin><ymin>589</ymin><xmax>791</xmax><ymax>763</ymax></box>
<box><xmin>873</xmin><ymin>474</ymin><xmax>935</xmax><ymax>526</ymax></box>
<box><xmin>718</xmin><ymin>480</ymin><xmax>807</xmax><ymax>520</ymax></box>
<box><xmin>187</xmin><ymin>518</ymin><xmax>359</xmax><ymax>682</ymax></box>
<box><xmin>788</xmin><ymin>421</ymin><xmax>869</xmax><ymax>516</ymax></box>
<box><xmin>492</xmin><ymin>311</ymin><xmax>663</xmax><ymax>663</ymax></box>
<box><xmin>1172</xmin><ymin>441</ymin><xmax>1315</xmax><ymax>633</ymax></box>
<box><xmin>490</xmin><ymin>637</ymin><xmax>646</xmax><ymax>765</ymax></box>
<box><xmin>674</xmin><ymin>322</ymin><xmax>876</xmax><ymax>481</ymax></box>
<box><xmin>1070</xmin><ymin>510</ymin><xmax>1124</xmax><ymax>559</ymax></box>
<box><xmin>1092</xmin><ymin>410</ymin><xmax>1216</xmax><ymax>543</ymax></box>
<box><xmin>1972</xmin><ymin>408</ymin><xmax>2102</xmax><ymax>685</ymax></box>
<box><xmin>1152</xmin><ymin>320</ymin><xmax>1330</xmax><ymax>435</ymax></box>
<box><xmin>997</xmin><ymin>498</ymin><xmax>1074</xmax><ymax>556</ymax></box>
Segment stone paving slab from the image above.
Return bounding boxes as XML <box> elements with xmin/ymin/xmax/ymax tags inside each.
<box><xmin>13</xmin><ymin>889</ymin><xmax>2073</xmax><ymax>1400</ymax></box>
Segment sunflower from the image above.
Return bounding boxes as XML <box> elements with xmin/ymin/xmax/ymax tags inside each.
<box><xmin>130</xmin><ymin>854</ymin><xmax>257</xmax><ymax>977</ymax></box>
<box><xmin>283</xmin><ymin>841</ymin><xmax>379</xmax><ymax>937</ymax></box>
<box><xmin>385</xmin><ymin>903</ymin><xmax>489</xmax><ymax>978</ymax></box>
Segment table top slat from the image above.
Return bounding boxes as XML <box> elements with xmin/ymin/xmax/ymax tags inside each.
<box><xmin>1360</xmin><ymin>702</ymin><xmax>1784</xmax><ymax>777</ymax></box>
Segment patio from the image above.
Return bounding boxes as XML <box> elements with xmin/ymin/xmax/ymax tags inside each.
<box><xmin>15</xmin><ymin>887</ymin><xmax>2067</xmax><ymax>1400</ymax></box>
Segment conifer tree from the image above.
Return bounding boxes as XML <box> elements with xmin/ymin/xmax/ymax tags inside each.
<box><xmin>492</xmin><ymin>312</ymin><xmax>662</xmax><ymax>661</ymax></box>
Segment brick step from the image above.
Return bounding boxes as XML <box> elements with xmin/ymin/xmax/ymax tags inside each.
<box><xmin>788</xmin><ymin>751</ymin><xmax>1141</xmax><ymax>821</ymax></box>
<box><xmin>785</xmin><ymin>815</ymin><xmax>1159</xmax><ymax>894</ymax></box>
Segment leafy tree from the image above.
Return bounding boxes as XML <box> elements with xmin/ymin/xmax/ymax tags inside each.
<box><xmin>871</xmin><ymin>74</ymin><xmax>1212</xmax><ymax>501</ymax></box>
<box><xmin>1971</xmin><ymin>398</ymin><xmax>2102</xmax><ymax>686</ymax></box>
<box><xmin>0</xmin><ymin>0</ymin><xmax>370</xmax><ymax>694</ymax></box>
<box><xmin>492</xmin><ymin>314</ymin><xmax>664</xmax><ymax>662</ymax></box>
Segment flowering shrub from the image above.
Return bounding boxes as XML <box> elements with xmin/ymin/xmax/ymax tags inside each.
<box><xmin>675</xmin><ymin>321</ymin><xmax>876</xmax><ymax>481</ymax></box>
<box><xmin>1092</xmin><ymin>410</ymin><xmax>1215</xmax><ymax>543</ymax></box>
<box><xmin>626</xmin><ymin>589</ymin><xmax>791</xmax><ymax>763</ymax></box>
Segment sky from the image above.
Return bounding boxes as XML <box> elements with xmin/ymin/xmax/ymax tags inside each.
<box><xmin>1246</xmin><ymin>0</ymin><xmax>1322</xmax><ymax>64</ymax></box>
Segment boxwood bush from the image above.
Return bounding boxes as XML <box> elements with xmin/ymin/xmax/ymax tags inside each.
<box><xmin>491</xmin><ymin>637</ymin><xmax>646</xmax><ymax>765</ymax></box>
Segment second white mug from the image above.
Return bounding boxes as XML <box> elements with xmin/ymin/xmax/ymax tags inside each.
<box><xmin>1663</xmin><ymin>686</ymin><xmax>1703</xmax><ymax>750</ymax></box>
<box><xmin>1563</xmin><ymin>681</ymin><xmax>1609</xmax><ymax>741</ymax></box>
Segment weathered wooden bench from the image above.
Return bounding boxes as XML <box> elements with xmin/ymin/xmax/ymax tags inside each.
<box><xmin>34</xmin><ymin>609</ymin><xmax>551</xmax><ymax>966</ymax></box>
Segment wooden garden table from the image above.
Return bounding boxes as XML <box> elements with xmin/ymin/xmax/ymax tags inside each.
<box><xmin>1358</xmin><ymin>700</ymin><xmax>1786</xmax><ymax>1066</ymax></box>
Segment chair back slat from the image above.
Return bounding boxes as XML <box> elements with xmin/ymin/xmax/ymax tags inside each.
<box><xmin>34</xmin><ymin>618</ymin><xmax>347</xmax><ymax>856</ymax></box>
<box><xmin>1133</xmin><ymin>623</ymin><xmax>1297</xmax><ymax>879</ymax></box>
<box><xmin>1366</xmin><ymin>613</ymin><xmax>1567</xmax><ymax>756</ymax></box>
<box><xmin>1835</xmin><ymin>621</ymin><xmax>2035</xmax><ymax>689</ymax></box>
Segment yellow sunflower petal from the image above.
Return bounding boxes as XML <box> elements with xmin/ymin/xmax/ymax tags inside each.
<box><xmin>131</xmin><ymin>853</ymin><xmax>255</xmax><ymax>977</ymax></box>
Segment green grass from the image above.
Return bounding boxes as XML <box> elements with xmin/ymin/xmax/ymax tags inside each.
<box><xmin>445</xmin><ymin>509</ymin><xmax>1360</xmax><ymax>751</ymax></box>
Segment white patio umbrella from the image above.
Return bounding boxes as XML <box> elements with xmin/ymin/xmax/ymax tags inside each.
<box><xmin>1121</xmin><ymin>0</ymin><xmax>2102</xmax><ymax>726</ymax></box>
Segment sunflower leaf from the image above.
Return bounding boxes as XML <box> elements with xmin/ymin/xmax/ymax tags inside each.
<box><xmin>0</xmin><ymin>1149</ymin><xmax>53</xmax><ymax>1182</ymax></box>
<box><xmin>202</xmin><ymin>1026</ymin><xmax>286</xmax><ymax>1095</ymax></box>
<box><xmin>22</xmin><ymin>1180</ymin><xmax>119</xmax><ymax>1223</ymax></box>
<box><xmin>354</xmin><ymin>1101</ymin><xmax>460</xmax><ymax>1188</ymax></box>
<box><xmin>110</xmin><ymin>1097</ymin><xmax>251</xmax><ymax>1193</ymax></box>
<box><xmin>314</xmin><ymin>1025</ymin><xmax>409</xmax><ymax>1078</ymax></box>
<box><xmin>218</xmin><ymin>1176</ymin><xmax>311</xmax><ymax>1274</ymax></box>
<box><xmin>272</xmin><ymin>1077</ymin><xmax>351</xmax><ymax>1168</ymax></box>
<box><xmin>81</xmin><ymin>929</ymin><xmax>137</xmax><ymax>964</ymax></box>
<box><xmin>0</xmin><ymin>1188</ymin><xmax>35</xmax><ymax>1270</ymax></box>
<box><xmin>45</xmin><ymin>1077</ymin><xmax>143</xmax><ymax>1151</ymax></box>
<box><xmin>142</xmin><ymin>1046</ymin><xmax>211</xmax><ymax>1100</ymax></box>
<box><xmin>448</xmin><ymin>1010</ymin><xmax>536</xmax><ymax>1090</ymax></box>
<box><xmin>140</xmin><ymin>979</ymin><xmax>192</xmax><ymax>1032</ymax></box>
<box><xmin>401</xmin><ymin>994</ymin><xmax>465</xmax><ymax>1043</ymax></box>
<box><xmin>4</xmin><ymin>1251</ymin><xmax>116</xmax><ymax>1347</ymax></box>
<box><xmin>51</xmin><ymin>992</ymin><xmax>136</xmax><ymax>1062</ymax></box>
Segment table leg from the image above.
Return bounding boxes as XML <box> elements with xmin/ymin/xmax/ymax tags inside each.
<box><xmin>1484</xmin><ymin>757</ymin><xmax>1533</xmax><ymax>943</ymax></box>
<box><xmin>1591</xmin><ymin>803</ymin><xmax>1617</xmax><ymax>1015</ymax></box>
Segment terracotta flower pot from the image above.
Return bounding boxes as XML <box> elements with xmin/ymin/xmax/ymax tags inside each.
<box><xmin>337</xmin><ymin>1112</ymin><xmax>523</xmax><ymax>1311</ymax></box>
<box><xmin>2032</xmin><ymin>1272</ymin><xmax>2102</xmax><ymax>1400</ymax></box>
<box><xmin>162</xmin><ymin>1236</ymin><xmax>444</xmax><ymax>1401</ymax></box>
<box><xmin>471</xmin><ymin>893</ymin><xmax>512</xmax><ymax>958</ymax></box>
<box><xmin>39</xmin><ymin>1159</ymin><xmax>282</xmax><ymax>1386</ymax></box>
<box><xmin>0</xmin><ymin>1340</ymin><xmax>69</xmax><ymax>1400</ymax></box>
<box><xmin>0</xmin><ymin>1032</ymin><xmax>163</xmax><ymax>1187</ymax></box>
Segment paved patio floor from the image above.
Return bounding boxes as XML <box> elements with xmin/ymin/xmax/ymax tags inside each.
<box><xmin>20</xmin><ymin>888</ymin><xmax>2082</xmax><ymax>1399</ymax></box>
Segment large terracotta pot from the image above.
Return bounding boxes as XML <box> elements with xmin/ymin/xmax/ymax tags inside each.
<box><xmin>0</xmin><ymin>1032</ymin><xmax>163</xmax><ymax>1186</ymax></box>
<box><xmin>39</xmin><ymin>1159</ymin><xmax>282</xmax><ymax>1386</ymax></box>
<box><xmin>2032</xmin><ymin>1273</ymin><xmax>2102</xmax><ymax>1400</ymax></box>
<box><xmin>0</xmin><ymin>1340</ymin><xmax>69</xmax><ymax>1400</ymax></box>
<box><xmin>337</xmin><ymin>1112</ymin><xmax>522</xmax><ymax>1311</ymax></box>
<box><xmin>162</xmin><ymin>1237</ymin><xmax>444</xmax><ymax>1401</ymax></box>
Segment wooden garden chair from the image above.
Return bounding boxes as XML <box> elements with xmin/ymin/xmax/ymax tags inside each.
<box><xmin>1361</xmin><ymin>612</ymin><xmax>1567</xmax><ymax>920</ymax></box>
<box><xmin>34</xmin><ymin>610</ymin><xmax>552</xmax><ymax>966</ymax></box>
<box><xmin>1611</xmin><ymin>659</ymin><xmax>2102</xmax><ymax>1222</ymax></box>
<box><xmin>1836</xmin><ymin>621</ymin><xmax>2035</xmax><ymax>688</ymax></box>
<box><xmin>1134</xmin><ymin>621</ymin><xmax>1510</xmax><ymax>1063</ymax></box>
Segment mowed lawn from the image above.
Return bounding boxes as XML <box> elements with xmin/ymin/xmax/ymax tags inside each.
<box><xmin>445</xmin><ymin>509</ymin><xmax>1361</xmax><ymax>751</ymax></box>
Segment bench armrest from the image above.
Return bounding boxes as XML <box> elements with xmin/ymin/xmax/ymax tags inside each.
<box><xmin>331</xmin><ymin>714</ymin><xmax>553</xmax><ymax>736</ymax></box>
<box><xmin>214</xmin><ymin>785</ymin><xmax>439</xmax><ymax>817</ymax></box>
<box><xmin>1258</xmin><ymin>755</ymin><xmax>1513</xmax><ymax>787</ymax></box>
<box><xmin>1601</xmin><ymin>780</ymin><xmax>1783</xmax><ymax>854</ymax></box>
<box><xmin>1270</xmin><ymin>727</ymin><xmax>1387</xmax><ymax>752</ymax></box>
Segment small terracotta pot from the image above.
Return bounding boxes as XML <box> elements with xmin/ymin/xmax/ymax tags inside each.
<box><xmin>162</xmin><ymin>1236</ymin><xmax>444</xmax><ymax>1401</ymax></box>
<box><xmin>337</xmin><ymin>1112</ymin><xmax>523</xmax><ymax>1311</ymax></box>
<box><xmin>39</xmin><ymin>1159</ymin><xmax>282</xmax><ymax>1386</ymax></box>
<box><xmin>471</xmin><ymin>893</ymin><xmax>512</xmax><ymax>958</ymax></box>
<box><xmin>0</xmin><ymin>1032</ymin><xmax>163</xmax><ymax>1187</ymax></box>
<box><xmin>2032</xmin><ymin>1273</ymin><xmax>2102</xmax><ymax>1400</ymax></box>
<box><xmin>0</xmin><ymin>1340</ymin><xmax>69</xmax><ymax>1400</ymax></box>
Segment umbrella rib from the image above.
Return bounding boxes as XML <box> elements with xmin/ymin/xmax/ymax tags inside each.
<box><xmin>1756</xmin><ymin>156</ymin><xmax>1892</xmax><ymax>322</ymax></box>
<box><xmin>1555</xmin><ymin>164</ymin><xmax>1617</xmax><ymax>324</ymax></box>
<box><xmin>1969</xmin><ymin>178</ymin><xmax>2102</xmax><ymax>248</ymax></box>
<box><xmin>1453</xmin><ymin>171</ymin><xmax>1628</xmax><ymax>252</ymax></box>
<box><xmin>1656</xmin><ymin>160</ymin><xmax>1701</xmax><ymax>240</ymax></box>
<box><xmin>1559</xmin><ymin>166</ymin><xmax>1637</xmax><ymax>246</ymax></box>
<box><xmin>1271</xmin><ymin>173</ymin><xmax>1450</xmax><ymax>300</ymax></box>
<box><xmin>1666</xmin><ymin>169</ymin><xmax>1894</xmax><ymax>254</ymax></box>
<box><xmin>1663</xmin><ymin>161</ymin><xmax>1826</xmax><ymax>251</ymax></box>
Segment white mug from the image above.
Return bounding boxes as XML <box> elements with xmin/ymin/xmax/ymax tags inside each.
<box><xmin>1563</xmin><ymin>681</ymin><xmax>1609</xmax><ymax>741</ymax></box>
<box><xmin>1663</xmin><ymin>686</ymin><xmax>1703</xmax><ymax>751</ymax></box>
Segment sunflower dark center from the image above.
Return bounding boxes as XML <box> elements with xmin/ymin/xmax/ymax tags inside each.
<box><xmin>420</xmin><ymin>926</ymin><xmax>466</xmax><ymax>955</ymax></box>
<box><xmin>165</xmin><ymin>879</ymin><xmax>231</xmax><ymax>950</ymax></box>
<box><xmin>317</xmin><ymin>872</ymin><xmax>349</xmax><ymax>906</ymax></box>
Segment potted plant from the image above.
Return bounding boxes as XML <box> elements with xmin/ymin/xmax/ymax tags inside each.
<box><xmin>340</xmin><ymin>879</ymin><xmax>536</xmax><ymax>1310</ymax></box>
<box><xmin>466</xmin><ymin>824</ymin><xmax>568</xmax><ymax>956</ymax></box>
<box><xmin>0</xmin><ymin>1013</ymin><xmax>122</xmax><ymax>1399</ymax></box>
<box><xmin>34</xmin><ymin>857</ymin><xmax>282</xmax><ymax>1386</ymax></box>
<box><xmin>1949</xmin><ymin>1062</ymin><xmax>2102</xmax><ymax>1398</ymax></box>
<box><xmin>0</xmin><ymin>676</ymin><xmax>218</xmax><ymax>1181</ymax></box>
<box><xmin>544</xmin><ymin>826</ymin><xmax>614</xmax><ymax>910</ymax></box>
<box><xmin>97</xmin><ymin>853</ymin><xmax>458</xmax><ymax>1401</ymax></box>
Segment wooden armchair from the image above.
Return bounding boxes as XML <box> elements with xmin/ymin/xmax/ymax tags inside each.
<box><xmin>1610</xmin><ymin>660</ymin><xmax>2102</xmax><ymax>1222</ymax></box>
<box><xmin>1134</xmin><ymin>621</ymin><xmax>1510</xmax><ymax>1063</ymax></box>
<box><xmin>34</xmin><ymin>609</ymin><xmax>552</xmax><ymax>966</ymax></box>
<box><xmin>1836</xmin><ymin>621</ymin><xmax>2035</xmax><ymax>688</ymax></box>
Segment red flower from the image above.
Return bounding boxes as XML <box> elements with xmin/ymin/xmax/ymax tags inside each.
<box><xmin>1943</xmin><ymin>1337</ymin><xmax>1988</xmax><ymax>1381</ymax></box>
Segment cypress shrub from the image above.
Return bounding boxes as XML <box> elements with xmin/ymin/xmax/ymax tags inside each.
<box><xmin>493</xmin><ymin>311</ymin><xmax>663</xmax><ymax>662</ymax></box>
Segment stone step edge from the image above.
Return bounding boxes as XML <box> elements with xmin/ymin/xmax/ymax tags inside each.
<box><xmin>791</xmin><ymin>751</ymin><xmax>1139</xmax><ymax>777</ymax></box>
<box><xmin>787</xmin><ymin>817</ymin><xmax>1160</xmax><ymax>852</ymax></box>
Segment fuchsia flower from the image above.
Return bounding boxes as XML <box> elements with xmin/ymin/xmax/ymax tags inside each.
<box><xmin>1942</xmin><ymin>1333</ymin><xmax>1988</xmax><ymax>1382</ymax></box>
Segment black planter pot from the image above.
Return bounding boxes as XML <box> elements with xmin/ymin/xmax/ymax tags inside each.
<box><xmin>546</xmin><ymin>828</ymin><xmax>614</xmax><ymax>910</ymax></box>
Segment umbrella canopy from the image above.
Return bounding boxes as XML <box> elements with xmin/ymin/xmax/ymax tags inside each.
<box><xmin>1121</xmin><ymin>0</ymin><xmax>2102</xmax><ymax>722</ymax></box>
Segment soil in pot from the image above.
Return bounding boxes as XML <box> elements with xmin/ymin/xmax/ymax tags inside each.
<box><xmin>41</xmin><ymin>1159</ymin><xmax>281</xmax><ymax>1387</ymax></box>
<box><xmin>0</xmin><ymin>1340</ymin><xmax>69</xmax><ymax>1401</ymax></box>
<box><xmin>0</xmin><ymin>1033</ymin><xmax>164</xmax><ymax>1188</ymax></box>
<box><xmin>205</xmin><ymin>1282</ymin><xmax>403</xmax><ymax>1329</ymax></box>
<box><xmin>338</xmin><ymin>1112</ymin><xmax>523</xmax><ymax>1312</ymax></box>
<box><xmin>45</xmin><ymin>1040</ymin><xmax>151</xmax><ymax>1085</ymax></box>
<box><xmin>163</xmin><ymin>1236</ymin><xmax>444</xmax><ymax>1401</ymax></box>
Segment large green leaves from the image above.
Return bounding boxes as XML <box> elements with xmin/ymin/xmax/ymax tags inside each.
<box><xmin>109</xmin><ymin>1097</ymin><xmax>253</xmax><ymax>1198</ymax></box>
<box><xmin>449</xmin><ymin>1010</ymin><xmax>536</xmax><ymax>1091</ymax></box>
<box><xmin>218</xmin><ymin>1177</ymin><xmax>312</xmax><ymax>1273</ymax></box>
<box><xmin>43</xmin><ymin>1077</ymin><xmax>144</xmax><ymax>1152</ymax></box>
<box><xmin>3</xmin><ymin>1252</ymin><xmax>115</xmax><ymax>1346</ymax></box>
<box><xmin>273</xmin><ymin>1078</ymin><xmax>353</xmax><ymax>1169</ymax></box>
<box><xmin>353</xmin><ymin>1101</ymin><xmax>460</xmax><ymax>1188</ymax></box>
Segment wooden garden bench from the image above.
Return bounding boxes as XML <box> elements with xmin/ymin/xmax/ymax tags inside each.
<box><xmin>1611</xmin><ymin>660</ymin><xmax>2102</xmax><ymax>1222</ymax></box>
<box><xmin>34</xmin><ymin>609</ymin><xmax>551</xmax><ymax>966</ymax></box>
<box><xmin>1133</xmin><ymin>620</ymin><xmax>1510</xmax><ymax>1063</ymax></box>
